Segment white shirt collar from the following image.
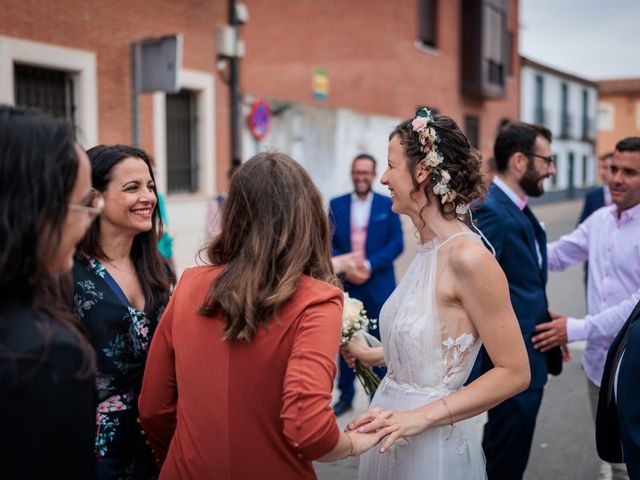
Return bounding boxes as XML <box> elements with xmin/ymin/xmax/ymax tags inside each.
<box><xmin>493</xmin><ymin>176</ymin><xmax>526</xmax><ymax>209</ymax></box>
<box><xmin>351</xmin><ymin>191</ymin><xmax>373</xmax><ymax>204</ymax></box>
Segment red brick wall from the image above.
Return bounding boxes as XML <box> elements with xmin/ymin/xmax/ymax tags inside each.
<box><xmin>597</xmin><ymin>93</ymin><xmax>640</xmax><ymax>156</ymax></box>
<box><xmin>0</xmin><ymin>0</ymin><xmax>229</xmax><ymax>191</ymax></box>
<box><xmin>2</xmin><ymin>0</ymin><xmax>520</xmax><ymax>189</ymax></box>
<box><xmin>243</xmin><ymin>0</ymin><xmax>520</xmax><ymax>161</ymax></box>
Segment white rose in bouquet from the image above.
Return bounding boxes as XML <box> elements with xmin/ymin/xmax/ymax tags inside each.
<box><xmin>341</xmin><ymin>292</ymin><xmax>381</xmax><ymax>395</ymax></box>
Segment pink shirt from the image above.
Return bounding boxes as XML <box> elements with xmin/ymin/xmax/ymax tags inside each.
<box><xmin>547</xmin><ymin>202</ymin><xmax>640</xmax><ymax>386</ymax></box>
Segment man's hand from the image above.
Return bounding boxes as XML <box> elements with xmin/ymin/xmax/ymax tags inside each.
<box><xmin>532</xmin><ymin>314</ymin><xmax>568</xmax><ymax>352</ymax></box>
<box><xmin>331</xmin><ymin>252</ymin><xmax>358</xmax><ymax>274</ymax></box>
<box><xmin>345</xmin><ymin>265</ymin><xmax>371</xmax><ymax>285</ymax></box>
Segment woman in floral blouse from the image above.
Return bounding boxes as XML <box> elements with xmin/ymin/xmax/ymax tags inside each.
<box><xmin>73</xmin><ymin>144</ymin><xmax>172</xmax><ymax>480</ymax></box>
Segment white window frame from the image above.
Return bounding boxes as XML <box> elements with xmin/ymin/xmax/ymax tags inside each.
<box><xmin>152</xmin><ymin>69</ymin><xmax>215</xmax><ymax>197</ymax></box>
<box><xmin>0</xmin><ymin>35</ymin><xmax>97</xmax><ymax>147</ymax></box>
<box><xmin>597</xmin><ymin>102</ymin><xmax>615</xmax><ymax>132</ymax></box>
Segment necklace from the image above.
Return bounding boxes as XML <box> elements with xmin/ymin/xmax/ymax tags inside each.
<box><xmin>105</xmin><ymin>260</ymin><xmax>136</xmax><ymax>275</ymax></box>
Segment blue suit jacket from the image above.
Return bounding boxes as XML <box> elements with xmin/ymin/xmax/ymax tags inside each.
<box><xmin>329</xmin><ymin>192</ymin><xmax>403</xmax><ymax>319</ymax></box>
<box><xmin>469</xmin><ymin>183</ymin><xmax>561</xmax><ymax>390</ymax></box>
<box><xmin>596</xmin><ymin>300</ymin><xmax>640</xmax><ymax>478</ymax></box>
<box><xmin>578</xmin><ymin>186</ymin><xmax>606</xmax><ymax>224</ymax></box>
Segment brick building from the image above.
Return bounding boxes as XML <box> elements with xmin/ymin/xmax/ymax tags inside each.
<box><xmin>1</xmin><ymin>0</ymin><xmax>520</xmax><ymax>270</ymax></box>
<box><xmin>242</xmin><ymin>0</ymin><xmax>520</xmax><ymax>198</ymax></box>
<box><xmin>0</xmin><ymin>0</ymin><xmax>229</xmax><ymax>271</ymax></box>
<box><xmin>597</xmin><ymin>78</ymin><xmax>640</xmax><ymax>156</ymax></box>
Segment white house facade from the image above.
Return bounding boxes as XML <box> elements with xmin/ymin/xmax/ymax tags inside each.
<box><xmin>520</xmin><ymin>56</ymin><xmax>598</xmax><ymax>199</ymax></box>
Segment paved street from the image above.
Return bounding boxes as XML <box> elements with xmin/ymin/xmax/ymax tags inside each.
<box><xmin>315</xmin><ymin>199</ymin><xmax>602</xmax><ymax>480</ymax></box>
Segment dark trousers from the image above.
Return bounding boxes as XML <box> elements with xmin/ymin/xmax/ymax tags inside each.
<box><xmin>483</xmin><ymin>388</ymin><xmax>544</xmax><ymax>480</ymax></box>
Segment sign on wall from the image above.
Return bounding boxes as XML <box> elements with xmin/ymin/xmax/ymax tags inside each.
<box><xmin>312</xmin><ymin>67</ymin><xmax>329</xmax><ymax>101</ymax></box>
<box><xmin>247</xmin><ymin>100</ymin><xmax>271</xmax><ymax>140</ymax></box>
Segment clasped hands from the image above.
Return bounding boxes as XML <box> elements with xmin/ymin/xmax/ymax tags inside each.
<box><xmin>532</xmin><ymin>309</ymin><xmax>571</xmax><ymax>362</ymax></box>
<box><xmin>331</xmin><ymin>252</ymin><xmax>371</xmax><ymax>285</ymax></box>
<box><xmin>340</xmin><ymin>338</ymin><xmax>425</xmax><ymax>454</ymax></box>
<box><xmin>345</xmin><ymin>407</ymin><xmax>429</xmax><ymax>455</ymax></box>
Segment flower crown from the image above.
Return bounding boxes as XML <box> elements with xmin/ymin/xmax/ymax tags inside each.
<box><xmin>411</xmin><ymin>108</ymin><xmax>468</xmax><ymax>217</ymax></box>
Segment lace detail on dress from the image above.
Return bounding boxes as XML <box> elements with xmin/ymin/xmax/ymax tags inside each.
<box><xmin>441</xmin><ymin>333</ymin><xmax>479</xmax><ymax>389</ymax></box>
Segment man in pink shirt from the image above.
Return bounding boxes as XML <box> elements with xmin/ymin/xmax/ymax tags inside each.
<box><xmin>533</xmin><ymin>136</ymin><xmax>640</xmax><ymax>480</ymax></box>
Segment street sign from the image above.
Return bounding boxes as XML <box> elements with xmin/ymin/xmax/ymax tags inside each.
<box><xmin>247</xmin><ymin>100</ymin><xmax>271</xmax><ymax>140</ymax></box>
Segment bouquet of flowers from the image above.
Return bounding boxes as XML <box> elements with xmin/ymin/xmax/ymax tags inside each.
<box><xmin>341</xmin><ymin>292</ymin><xmax>381</xmax><ymax>396</ymax></box>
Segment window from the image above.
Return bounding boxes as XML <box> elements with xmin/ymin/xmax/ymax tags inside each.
<box><xmin>417</xmin><ymin>0</ymin><xmax>438</xmax><ymax>48</ymax></box>
<box><xmin>505</xmin><ymin>31</ymin><xmax>514</xmax><ymax>77</ymax></box>
<box><xmin>597</xmin><ymin>102</ymin><xmax>614</xmax><ymax>131</ymax></box>
<box><xmin>534</xmin><ymin>74</ymin><xmax>546</xmax><ymax>124</ymax></box>
<box><xmin>560</xmin><ymin>82</ymin><xmax>570</xmax><ymax>138</ymax></box>
<box><xmin>483</xmin><ymin>1</ymin><xmax>506</xmax><ymax>87</ymax></box>
<box><xmin>582</xmin><ymin>155</ymin><xmax>588</xmax><ymax>186</ymax></box>
<box><xmin>464</xmin><ymin>115</ymin><xmax>480</xmax><ymax>148</ymax></box>
<box><xmin>567</xmin><ymin>151</ymin><xmax>575</xmax><ymax>194</ymax></box>
<box><xmin>166</xmin><ymin>90</ymin><xmax>198</xmax><ymax>194</ymax></box>
<box><xmin>581</xmin><ymin>89</ymin><xmax>590</xmax><ymax>139</ymax></box>
<box><xmin>0</xmin><ymin>35</ymin><xmax>97</xmax><ymax>146</ymax></box>
<box><xmin>14</xmin><ymin>63</ymin><xmax>75</xmax><ymax>126</ymax></box>
<box><xmin>461</xmin><ymin>0</ymin><xmax>508</xmax><ymax>99</ymax></box>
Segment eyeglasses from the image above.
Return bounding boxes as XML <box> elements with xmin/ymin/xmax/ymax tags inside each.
<box><xmin>527</xmin><ymin>153</ymin><xmax>557</xmax><ymax>166</ymax></box>
<box><xmin>68</xmin><ymin>189</ymin><xmax>104</xmax><ymax>219</ymax></box>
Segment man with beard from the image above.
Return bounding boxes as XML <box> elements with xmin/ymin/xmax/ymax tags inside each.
<box><xmin>469</xmin><ymin>122</ymin><xmax>562</xmax><ymax>480</ymax></box>
<box><xmin>532</xmin><ymin>137</ymin><xmax>640</xmax><ymax>480</ymax></box>
<box><xmin>328</xmin><ymin>153</ymin><xmax>403</xmax><ymax>416</ymax></box>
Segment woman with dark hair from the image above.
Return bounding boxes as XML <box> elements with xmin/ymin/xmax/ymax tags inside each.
<box><xmin>0</xmin><ymin>105</ymin><xmax>100</xmax><ymax>479</ymax></box>
<box><xmin>139</xmin><ymin>152</ymin><xmax>393</xmax><ymax>479</ymax></box>
<box><xmin>73</xmin><ymin>144</ymin><xmax>172</xmax><ymax>479</ymax></box>
<box><xmin>342</xmin><ymin>109</ymin><xmax>530</xmax><ymax>479</ymax></box>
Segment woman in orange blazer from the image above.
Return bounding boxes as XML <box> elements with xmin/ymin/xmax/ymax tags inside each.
<box><xmin>139</xmin><ymin>152</ymin><xmax>394</xmax><ymax>479</ymax></box>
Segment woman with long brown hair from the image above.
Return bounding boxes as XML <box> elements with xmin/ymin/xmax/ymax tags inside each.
<box><xmin>139</xmin><ymin>152</ymin><xmax>394</xmax><ymax>479</ymax></box>
<box><xmin>72</xmin><ymin>144</ymin><xmax>172</xmax><ymax>479</ymax></box>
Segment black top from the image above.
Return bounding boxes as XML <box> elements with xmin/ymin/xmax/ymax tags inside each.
<box><xmin>0</xmin><ymin>301</ymin><xmax>96</xmax><ymax>480</ymax></box>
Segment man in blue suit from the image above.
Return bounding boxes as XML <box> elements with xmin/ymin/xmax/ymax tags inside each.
<box><xmin>597</xmin><ymin>299</ymin><xmax>640</xmax><ymax>479</ymax></box>
<box><xmin>470</xmin><ymin>122</ymin><xmax>563</xmax><ymax>479</ymax></box>
<box><xmin>578</xmin><ymin>152</ymin><xmax>613</xmax><ymax>224</ymax></box>
<box><xmin>329</xmin><ymin>153</ymin><xmax>403</xmax><ymax>416</ymax></box>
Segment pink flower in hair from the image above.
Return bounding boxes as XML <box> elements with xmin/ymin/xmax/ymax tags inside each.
<box><xmin>412</xmin><ymin>117</ymin><xmax>429</xmax><ymax>132</ymax></box>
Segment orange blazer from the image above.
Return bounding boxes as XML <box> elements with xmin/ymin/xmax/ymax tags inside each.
<box><xmin>139</xmin><ymin>265</ymin><xmax>343</xmax><ymax>479</ymax></box>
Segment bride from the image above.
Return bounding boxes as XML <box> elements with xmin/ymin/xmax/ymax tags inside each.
<box><xmin>344</xmin><ymin>109</ymin><xmax>530</xmax><ymax>479</ymax></box>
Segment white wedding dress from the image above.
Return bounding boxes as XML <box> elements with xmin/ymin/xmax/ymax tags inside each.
<box><xmin>359</xmin><ymin>231</ymin><xmax>487</xmax><ymax>480</ymax></box>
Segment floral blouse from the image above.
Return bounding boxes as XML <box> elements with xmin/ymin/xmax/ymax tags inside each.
<box><xmin>73</xmin><ymin>254</ymin><xmax>166</xmax><ymax>479</ymax></box>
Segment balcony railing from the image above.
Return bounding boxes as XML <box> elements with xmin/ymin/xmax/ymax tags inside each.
<box><xmin>581</xmin><ymin>117</ymin><xmax>597</xmax><ymax>141</ymax></box>
<box><xmin>534</xmin><ymin>107</ymin><xmax>549</xmax><ymax>127</ymax></box>
<box><xmin>560</xmin><ymin>113</ymin><xmax>574</xmax><ymax>139</ymax></box>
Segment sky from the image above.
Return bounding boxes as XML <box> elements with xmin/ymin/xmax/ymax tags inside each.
<box><xmin>519</xmin><ymin>0</ymin><xmax>640</xmax><ymax>80</ymax></box>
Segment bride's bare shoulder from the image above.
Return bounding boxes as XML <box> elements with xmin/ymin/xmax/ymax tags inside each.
<box><xmin>448</xmin><ymin>239</ymin><xmax>501</xmax><ymax>279</ymax></box>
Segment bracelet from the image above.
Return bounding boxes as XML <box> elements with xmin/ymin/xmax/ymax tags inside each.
<box><xmin>345</xmin><ymin>431</ymin><xmax>355</xmax><ymax>458</ymax></box>
<box><xmin>440</xmin><ymin>397</ymin><xmax>455</xmax><ymax>440</ymax></box>
<box><xmin>440</xmin><ymin>397</ymin><xmax>454</xmax><ymax>426</ymax></box>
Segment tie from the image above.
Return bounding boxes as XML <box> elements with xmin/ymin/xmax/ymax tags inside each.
<box><xmin>522</xmin><ymin>205</ymin><xmax>546</xmax><ymax>270</ymax></box>
<box><xmin>517</xmin><ymin>196</ymin><xmax>529</xmax><ymax>210</ymax></box>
